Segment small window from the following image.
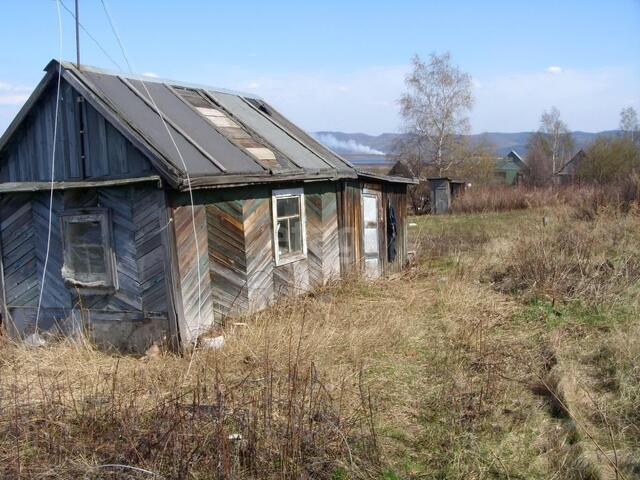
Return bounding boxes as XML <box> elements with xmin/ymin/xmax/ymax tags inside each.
<box><xmin>61</xmin><ymin>209</ymin><xmax>116</xmax><ymax>289</ymax></box>
<box><xmin>272</xmin><ymin>188</ymin><xmax>307</xmax><ymax>266</ymax></box>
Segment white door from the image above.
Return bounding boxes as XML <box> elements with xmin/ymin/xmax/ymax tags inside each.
<box><xmin>362</xmin><ymin>192</ymin><xmax>380</xmax><ymax>278</ymax></box>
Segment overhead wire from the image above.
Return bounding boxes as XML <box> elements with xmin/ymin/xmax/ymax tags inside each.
<box><xmin>99</xmin><ymin>0</ymin><xmax>204</xmax><ymax>374</ymax></box>
<box><xmin>58</xmin><ymin>0</ymin><xmax>123</xmax><ymax>71</ymax></box>
<box><xmin>35</xmin><ymin>0</ymin><xmax>64</xmax><ymax>333</ymax></box>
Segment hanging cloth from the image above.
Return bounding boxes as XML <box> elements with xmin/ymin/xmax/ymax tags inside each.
<box><xmin>387</xmin><ymin>203</ymin><xmax>397</xmax><ymax>262</ymax></box>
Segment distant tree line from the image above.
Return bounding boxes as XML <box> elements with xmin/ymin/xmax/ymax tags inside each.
<box><xmin>394</xmin><ymin>52</ymin><xmax>640</xmax><ymax>211</ymax></box>
<box><xmin>526</xmin><ymin>106</ymin><xmax>639</xmax><ymax>186</ymax></box>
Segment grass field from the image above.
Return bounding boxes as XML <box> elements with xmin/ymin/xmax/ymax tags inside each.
<box><xmin>0</xmin><ymin>206</ymin><xmax>638</xmax><ymax>479</ymax></box>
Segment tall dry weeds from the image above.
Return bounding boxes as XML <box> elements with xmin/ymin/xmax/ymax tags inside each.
<box><xmin>451</xmin><ymin>179</ymin><xmax>640</xmax><ymax>216</ymax></box>
<box><xmin>0</xmin><ymin>275</ymin><xmax>423</xmax><ymax>479</ymax></box>
<box><xmin>490</xmin><ymin>208</ymin><xmax>640</xmax><ymax>305</ymax></box>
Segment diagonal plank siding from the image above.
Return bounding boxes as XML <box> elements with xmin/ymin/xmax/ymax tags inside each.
<box><xmin>172</xmin><ymin>203</ymin><xmax>215</xmax><ymax>342</ymax></box>
<box><xmin>305</xmin><ymin>183</ymin><xmax>340</xmax><ymax>287</ymax></box>
<box><xmin>244</xmin><ymin>196</ymin><xmax>274</xmax><ymax>311</ymax></box>
<box><xmin>206</xmin><ymin>200</ymin><xmax>248</xmax><ymax>317</ymax></box>
<box><xmin>134</xmin><ymin>188</ymin><xmax>168</xmax><ymax>314</ymax></box>
<box><xmin>0</xmin><ymin>185</ymin><xmax>171</xmax><ymax>351</ymax></box>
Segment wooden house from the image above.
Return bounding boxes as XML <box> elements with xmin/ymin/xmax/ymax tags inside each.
<box><xmin>0</xmin><ymin>61</ymin><xmax>415</xmax><ymax>351</ymax></box>
<box><xmin>495</xmin><ymin>150</ymin><xmax>527</xmax><ymax>185</ymax></box>
<box><xmin>556</xmin><ymin>149</ymin><xmax>586</xmax><ymax>185</ymax></box>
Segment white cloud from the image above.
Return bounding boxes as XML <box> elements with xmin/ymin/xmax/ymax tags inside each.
<box><xmin>546</xmin><ymin>65</ymin><xmax>563</xmax><ymax>74</ymax></box>
<box><xmin>141</xmin><ymin>72</ymin><xmax>160</xmax><ymax>78</ymax></box>
<box><xmin>247</xmin><ymin>81</ymin><xmax>260</xmax><ymax>89</ymax></box>
<box><xmin>0</xmin><ymin>81</ymin><xmax>31</xmax><ymax>106</ymax></box>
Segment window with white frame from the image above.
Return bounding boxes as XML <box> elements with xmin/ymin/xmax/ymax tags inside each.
<box><xmin>60</xmin><ymin>209</ymin><xmax>117</xmax><ymax>289</ymax></box>
<box><xmin>272</xmin><ymin>188</ymin><xmax>307</xmax><ymax>265</ymax></box>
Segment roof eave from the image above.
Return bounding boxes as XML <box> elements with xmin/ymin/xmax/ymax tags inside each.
<box><xmin>357</xmin><ymin>170</ymin><xmax>419</xmax><ymax>185</ymax></box>
<box><xmin>184</xmin><ymin>170</ymin><xmax>358</xmax><ymax>190</ymax></box>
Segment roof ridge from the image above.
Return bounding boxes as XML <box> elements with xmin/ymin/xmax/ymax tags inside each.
<box><xmin>51</xmin><ymin>59</ymin><xmax>263</xmax><ymax>100</ymax></box>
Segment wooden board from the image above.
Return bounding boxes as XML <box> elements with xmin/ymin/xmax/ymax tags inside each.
<box><xmin>171</xmin><ymin>203</ymin><xmax>215</xmax><ymax>342</ymax></box>
<box><xmin>0</xmin><ymin>79</ymin><xmax>153</xmax><ymax>183</ymax></box>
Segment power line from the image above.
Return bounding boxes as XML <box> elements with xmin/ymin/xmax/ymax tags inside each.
<box><xmin>58</xmin><ymin>0</ymin><xmax>123</xmax><ymax>71</ymax></box>
<box><xmin>35</xmin><ymin>0</ymin><xmax>64</xmax><ymax>332</ymax></box>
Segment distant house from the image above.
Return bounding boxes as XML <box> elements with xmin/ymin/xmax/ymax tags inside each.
<box><xmin>556</xmin><ymin>149</ymin><xmax>586</xmax><ymax>185</ymax></box>
<box><xmin>0</xmin><ymin>60</ymin><xmax>416</xmax><ymax>352</ymax></box>
<box><xmin>495</xmin><ymin>150</ymin><xmax>527</xmax><ymax>185</ymax></box>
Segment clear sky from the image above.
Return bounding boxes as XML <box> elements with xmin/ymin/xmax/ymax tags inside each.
<box><xmin>1</xmin><ymin>0</ymin><xmax>639</xmax><ymax>135</ymax></box>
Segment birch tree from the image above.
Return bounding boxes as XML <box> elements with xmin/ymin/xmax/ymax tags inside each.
<box><xmin>539</xmin><ymin>107</ymin><xmax>573</xmax><ymax>175</ymax></box>
<box><xmin>399</xmin><ymin>52</ymin><xmax>473</xmax><ymax>176</ymax></box>
<box><xmin>620</xmin><ymin>106</ymin><xmax>639</xmax><ymax>143</ymax></box>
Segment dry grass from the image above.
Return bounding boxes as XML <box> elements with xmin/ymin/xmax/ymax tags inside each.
<box><xmin>451</xmin><ymin>178</ymin><xmax>640</xmax><ymax>216</ymax></box>
<box><xmin>0</xmin><ymin>279</ymin><xmax>411</xmax><ymax>479</ymax></box>
<box><xmin>0</xmin><ymin>205</ymin><xmax>639</xmax><ymax>479</ymax></box>
<box><xmin>490</xmin><ymin>208</ymin><xmax>640</xmax><ymax>305</ymax></box>
<box><xmin>451</xmin><ymin>185</ymin><xmax>559</xmax><ymax>213</ymax></box>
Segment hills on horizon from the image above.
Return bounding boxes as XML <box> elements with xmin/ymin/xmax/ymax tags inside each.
<box><xmin>312</xmin><ymin>130</ymin><xmax>623</xmax><ymax>161</ymax></box>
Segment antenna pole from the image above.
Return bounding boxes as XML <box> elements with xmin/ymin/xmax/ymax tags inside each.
<box><xmin>75</xmin><ymin>0</ymin><xmax>80</xmax><ymax>68</ymax></box>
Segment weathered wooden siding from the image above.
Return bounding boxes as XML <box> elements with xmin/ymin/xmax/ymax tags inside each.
<box><xmin>244</xmin><ymin>196</ymin><xmax>274</xmax><ymax>311</ymax></box>
<box><xmin>206</xmin><ymin>200</ymin><xmax>248</xmax><ymax>317</ymax></box>
<box><xmin>0</xmin><ymin>79</ymin><xmax>153</xmax><ymax>183</ymax></box>
<box><xmin>336</xmin><ymin>180</ymin><xmax>363</xmax><ymax>273</ymax></box>
<box><xmin>0</xmin><ymin>184</ymin><xmax>171</xmax><ymax>351</ymax></box>
<box><xmin>171</xmin><ymin>203</ymin><xmax>215</xmax><ymax>342</ymax></box>
<box><xmin>335</xmin><ymin>180</ymin><xmax>408</xmax><ymax>276</ymax></box>
<box><xmin>305</xmin><ymin>183</ymin><xmax>340</xmax><ymax>285</ymax></box>
<box><xmin>169</xmin><ymin>181</ymin><xmax>342</xmax><ymax>325</ymax></box>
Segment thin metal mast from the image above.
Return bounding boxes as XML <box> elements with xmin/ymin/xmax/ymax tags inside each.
<box><xmin>75</xmin><ymin>0</ymin><xmax>80</xmax><ymax>68</ymax></box>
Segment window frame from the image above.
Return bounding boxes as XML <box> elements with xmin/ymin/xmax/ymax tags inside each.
<box><xmin>272</xmin><ymin>187</ymin><xmax>307</xmax><ymax>266</ymax></box>
<box><xmin>60</xmin><ymin>208</ymin><xmax>117</xmax><ymax>291</ymax></box>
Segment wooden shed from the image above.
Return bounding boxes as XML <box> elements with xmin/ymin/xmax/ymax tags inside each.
<box><xmin>0</xmin><ymin>61</ymin><xmax>415</xmax><ymax>351</ymax></box>
<box><xmin>428</xmin><ymin>177</ymin><xmax>466</xmax><ymax>214</ymax></box>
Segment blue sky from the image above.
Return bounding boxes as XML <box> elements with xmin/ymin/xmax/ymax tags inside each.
<box><xmin>1</xmin><ymin>0</ymin><xmax>639</xmax><ymax>135</ymax></box>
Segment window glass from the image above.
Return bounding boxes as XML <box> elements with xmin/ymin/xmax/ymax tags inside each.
<box><xmin>62</xmin><ymin>212</ymin><xmax>113</xmax><ymax>287</ymax></box>
<box><xmin>273</xmin><ymin>190</ymin><xmax>306</xmax><ymax>264</ymax></box>
<box><xmin>277</xmin><ymin>219</ymin><xmax>290</xmax><ymax>255</ymax></box>
<box><xmin>289</xmin><ymin>216</ymin><xmax>302</xmax><ymax>252</ymax></box>
<box><xmin>277</xmin><ymin>197</ymin><xmax>299</xmax><ymax>218</ymax></box>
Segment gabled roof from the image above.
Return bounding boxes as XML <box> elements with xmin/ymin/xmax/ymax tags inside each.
<box><xmin>557</xmin><ymin>149</ymin><xmax>586</xmax><ymax>176</ymax></box>
<box><xmin>496</xmin><ymin>150</ymin><xmax>527</xmax><ymax>169</ymax></box>
<box><xmin>1</xmin><ymin>61</ymin><xmax>415</xmax><ymax>190</ymax></box>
